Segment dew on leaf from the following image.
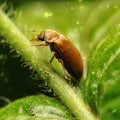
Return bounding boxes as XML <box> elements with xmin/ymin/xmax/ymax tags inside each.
<box><xmin>112</xmin><ymin>109</ymin><xmax>117</xmax><ymax>113</ymax></box>
<box><xmin>44</xmin><ymin>12</ymin><xmax>53</xmax><ymax>18</ymax></box>
<box><xmin>107</xmin><ymin>5</ymin><xmax>110</xmax><ymax>8</ymax></box>
<box><xmin>78</xmin><ymin>0</ymin><xmax>82</xmax><ymax>2</ymax></box>
<box><xmin>91</xmin><ymin>71</ymin><xmax>95</xmax><ymax>75</ymax></box>
<box><xmin>29</xmin><ymin>66</ymin><xmax>33</xmax><ymax>70</ymax></box>
<box><xmin>76</xmin><ymin>21</ymin><xmax>80</xmax><ymax>25</ymax></box>
<box><xmin>70</xmin><ymin>7</ymin><xmax>74</xmax><ymax>10</ymax></box>
<box><xmin>79</xmin><ymin>6</ymin><xmax>84</xmax><ymax>10</ymax></box>
<box><xmin>16</xmin><ymin>50</ymin><xmax>20</xmax><ymax>54</ymax></box>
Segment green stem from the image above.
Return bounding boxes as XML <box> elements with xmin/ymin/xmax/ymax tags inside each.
<box><xmin>0</xmin><ymin>9</ymin><xmax>99</xmax><ymax>120</ymax></box>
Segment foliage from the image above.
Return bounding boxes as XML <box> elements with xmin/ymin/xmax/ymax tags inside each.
<box><xmin>0</xmin><ymin>0</ymin><xmax>120</xmax><ymax>120</ymax></box>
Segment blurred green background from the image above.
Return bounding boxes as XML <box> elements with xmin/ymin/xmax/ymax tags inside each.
<box><xmin>0</xmin><ymin>0</ymin><xmax>120</xmax><ymax>119</ymax></box>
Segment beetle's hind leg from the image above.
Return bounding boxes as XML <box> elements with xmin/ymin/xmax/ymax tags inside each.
<box><xmin>49</xmin><ymin>51</ymin><xmax>56</xmax><ymax>67</ymax></box>
<box><xmin>58</xmin><ymin>59</ymin><xmax>71</xmax><ymax>80</ymax></box>
<box><xmin>49</xmin><ymin>51</ymin><xmax>70</xmax><ymax>80</ymax></box>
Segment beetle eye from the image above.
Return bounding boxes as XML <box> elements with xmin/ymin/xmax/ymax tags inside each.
<box><xmin>38</xmin><ymin>31</ymin><xmax>45</xmax><ymax>41</ymax></box>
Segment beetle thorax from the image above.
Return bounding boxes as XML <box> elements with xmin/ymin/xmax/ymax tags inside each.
<box><xmin>45</xmin><ymin>30</ymin><xmax>60</xmax><ymax>43</ymax></box>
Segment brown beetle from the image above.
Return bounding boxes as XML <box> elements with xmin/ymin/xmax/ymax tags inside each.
<box><xmin>31</xmin><ymin>29</ymin><xmax>83</xmax><ymax>80</ymax></box>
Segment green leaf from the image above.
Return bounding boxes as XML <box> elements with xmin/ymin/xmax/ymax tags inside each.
<box><xmin>85</xmin><ymin>25</ymin><xmax>120</xmax><ymax>118</ymax></box>
<box><xmin>82</xmin><ymin>1</ymin><xmax>120</xmax><ymax>55</ymax></box>
<box><xmin>0</xmin><ymin>95</ymin><xmax>74</xmax><ymax>120</ymax></box>
<box><xmin>100</xmin><ymin>97</ymin><xmax>120</xmax><ymax>120</ymax></box>
<box><xmin>0</xmin><ymin>1</ymin><xmax>120</xmax><ymax>120</ymax></box>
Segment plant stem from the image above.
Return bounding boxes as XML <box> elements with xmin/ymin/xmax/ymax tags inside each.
<box><xmin>0</xmin><ymin>9</ymin><xmax>99</xmax><ymax>120</ymax></box>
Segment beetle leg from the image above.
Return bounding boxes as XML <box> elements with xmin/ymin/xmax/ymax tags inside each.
<box><xmin>32</xmin><ymin>43</ymin><xmax>49</xmax><ymax>47</ymax></box>
<box><xmin>49</xmin><ymin>51</ymin><xmax>56</xmax><ymax>68</ymax></box>
<box><xmin>50</xmin><ymin>51</ymin><xmax>55</xmax><ymax>64</ymax></box>
<box><xmin>58</xmin><ymin>59</ymin><xmax>71</xmax><ymax>80</ymax></box>
<box><xmin>30</xmin><ymin>36</ymin><xmax>38</xmax><ymax>42</ymax></box>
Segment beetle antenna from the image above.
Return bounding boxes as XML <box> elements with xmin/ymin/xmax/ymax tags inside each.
<box><xmin>30</xmin><ymin>29</ymin><xmax>36</xmax><ymax>34</ymax></box>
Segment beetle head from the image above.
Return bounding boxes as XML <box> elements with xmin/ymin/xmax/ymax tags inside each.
<box><xmin>38</xmin><ymin>29</ymin><xmax>60</xmax><ymax>43</ymax></box>
<box><xmin>37</xmin><ymin>31</ymin><xmax>45</xmax><ymax>41</ymax></box>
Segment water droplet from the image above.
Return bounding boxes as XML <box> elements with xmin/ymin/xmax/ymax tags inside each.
<box><xmin>112</xmin><ymin>109</ymin><xmax>117</xmax><ymax>113</ymax></box>
<box><xmin>70</xmin><ymin>7</ymin><xmax>74</xmax><ymax>10</ymax></box>
<box><xmin>107</xmin><ymin>5</ymin><xmax>110</xmax><ymax>8</ymax></box>
<box><xmin>99</xmin><ymin>74</ymin><xmax>103</xmax><ymax>77</ymax></box>
<box><xmin>44</xmin><ymin>12</ymin><xmax>53</xmax><ymax>18</ymax></box>
<box><xmin>16</xmin><ymin>50</ymin><xmax>20</xmax><ymax>54</ymax></box>
<box><xmin>78</xmin><ymin>0</ymin><xmax>82</xmax><ymax>2</ymax></box>
<box><xmin>79</xmin><ymin>6</ymin><xmax>84</xmax><ymax>10</ymax></box>
<box><xmin>91</xmin><ymin>71</ymin><xmax>95</xmax><ymax>75</ymax></box>
<box><xmin>76</xmin><ymin>21</ymin><xmax>80</xmax><ymax>24</ymax></box>
<box><xmin>29</xmin><ymin>66</ymin><xmax>33</xmax><ymax>70</ymax></box>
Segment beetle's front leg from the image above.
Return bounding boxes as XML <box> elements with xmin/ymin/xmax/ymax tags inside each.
<box><xmin>58</xmin><ymin>59</ymin><xmax>71</xmax><ymax>81</ymax></box>
<box><xmin>32</xmin><ymin>43</ymin><xmax>49</xmax><ymax>47</ymax></box>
